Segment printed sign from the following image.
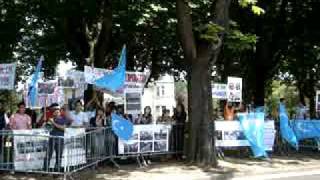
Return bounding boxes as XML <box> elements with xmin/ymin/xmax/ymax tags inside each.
<box><xmin>227</xmin><ymin>77</ymin><xmax>242</xmax><ymax>102</ymax></box>
<box><xmin>212</xmin><ymin>83</ymin><xmax>227</xmax><ymax>99</ymax></box>
<box><xmin>316</xmin><ymin>91</ymin><xmax>320</xmax><ymax>112</ymax></box>
<box><xmin>118</xmin><ymin>125</ymin><xmax>171</xmax><ymax>154</ymax></box>
<box><xmin>215</xmin><ymin>120</ymin><xmax>276</xmax><ymax>151</ymax></box>
<box><xmin>125</xmin><ymin>92</ymin><xmax>142</xmax><ymax>115</ymax></box>
<box><xmin>0</xmin><ymin>63</ymin><xmax>16</xmax><ymax>90</ymax></box>
<box><xmin>38</xmin><ymin>81</ymin><xmax>57</xmax><ymax>95</ymax></box>
<box><xmin>13</xmin><ymin>128</ymin><xmax>86</xmax><ymax>171</ymax></box>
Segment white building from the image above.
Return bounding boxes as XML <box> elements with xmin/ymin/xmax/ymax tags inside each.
<box><xmin>142</xmin><ymin>74</ymin><xmax>176</xmax><ymax>119</ymax></box>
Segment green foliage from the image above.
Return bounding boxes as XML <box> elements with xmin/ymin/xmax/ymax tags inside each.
<box><xmin>265</xmin><ymin>80</ymin><xmax>299</xmax><ymax>119</ymax></box>
<box><xmin>197</xmin><ymin>23</ymin><xmax>224</xmax><ymax>43</ymax></box>
<box><xmin>238</xmin><ymin>0</ymin><xmax>264</xmax><ymax>15</ymax></box>
<box><xmin>224</xmin><ymin>23</ymin><xmax>257</xmax><ymax>53</ymax></box>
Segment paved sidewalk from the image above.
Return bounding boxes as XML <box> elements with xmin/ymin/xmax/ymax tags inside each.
<box><xmin>2</xmin><ymin>153</ymin><xmax>320</xmax><ymax>180</ymax></box>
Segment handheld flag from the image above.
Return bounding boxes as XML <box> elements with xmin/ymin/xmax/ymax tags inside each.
<box><xmin>239</xmin><ymin>112</ymin><xmax>268</xmax><ymax>158</ymax></box>
<box><xmin>95</xmin><ymin>45</ymin><xmax>126</xmax><ymax>92</ymax></box>
<box><xmin>111</xmin><ymin>113</ymin><xmax>133</xmax><ymax>141</ymax></box>
<box><xmin>279</xmin><ymin>103</ymin><xmax>299</xmax><ymax>149</ymax></box>
<box><xmin>28</xmin><ymin>56</ymin><xmax>43</xmax><ymax>107</ymax></box>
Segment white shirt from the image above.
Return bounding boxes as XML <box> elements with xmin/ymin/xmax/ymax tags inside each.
<box><xmin>70</xmin><ymin>111</ymin><xmax>89</xmax><ymax>127</ymax></box>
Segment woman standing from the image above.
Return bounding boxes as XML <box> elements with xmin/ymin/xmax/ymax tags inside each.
<box><xmin>140</xmin><ymin>106</ymin><xmax>153</xmax><ymax>124</ymax></box>
<box><xmin>173</xmin><ymin>103</ymin><xmax>187</xmax><ymax>159</ymax></box>
<box><xmin>89</xmin><ymin>108</ymin><xmax>106</xmax><ymax>157</ymax></box>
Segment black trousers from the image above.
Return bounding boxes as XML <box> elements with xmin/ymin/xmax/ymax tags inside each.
<box><xmin>43</xmin><ymin>137</ymin><xmax>64</xmax><ymax>170</ymax></box>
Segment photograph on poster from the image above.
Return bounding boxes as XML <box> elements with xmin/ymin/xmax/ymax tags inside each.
<box><xmin>129</xmin><ymin>133</ymin><xmax>139</xmax><ymax>141</ymax></box>
<box><xmin>140</xmin><ymin>131</ymin><xmax>153</xmax><ymax>141</ymax></box>
<box><xmin>224</xmin><ymin>131</ymin><xmax>246</xmax><ymax>140</ymax></box>
<box><xmin>124</xmin><ymin>142</ymin><xmax>139</xmax><ymax>153</ymax></box>
<box><xmin>154</xmin><ymin>141</ymin><xmax>167</xmax><ymax>152</ymax></box>
<box><xmin>154</xmin><ymin>130</ymin><xmax>168</xmax><ymax>140</ymax></box>
<box><xmin>216</xmin><ymin>130</ymin><xmax>223</xmax><ymax>140</ymax></box>
<box><xmin>140</xmin><ymin>142</ymin><xmax>153</xmax><ymax>152</ymax></box>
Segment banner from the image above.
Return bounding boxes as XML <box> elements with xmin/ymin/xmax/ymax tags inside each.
<box><xmin>227</xmin><ymin>77</ymin><xmax>242</xmax><ymax>102</ymax></box>
<box><xmin>38</xmin><ymin>81</ymin><xmax>57</xmax><ymax>95</ymax></box>
<box><xmin>13</xmin><ymin>128</ymin><xmax>86</xmax><ymax>171</ymax></box>
<box><xmin>239</xmin><ymin>113</ymin><xmax>267</xmax><ymax>157</ymax></box>
<box><xmin>215</xmin><ymin>120</ymin><xmax>275</xmax><ymax>151</ymax></box>
<box><xmin>290</xmin><ymin>120</ymin><xmax>320</xmax><ymax>140</ymax></box>
<box><xmin>84</xmin><ymin>66</ymin><xmax>150</xmax><ymax>93</ymax></box>
<box><xmin>212</xmin><ymin>83</ymin><xmax>227</xmax><ymax>99</ymax></box>
<box><xmin>0</xmin><ymin>63</ymin><xmax>16</xmax><ymax>90</ymax></box>
<box><xmin>118</xmin><ymin>125</ymin><xmax>171</xmax><ymax>154</ymax></box>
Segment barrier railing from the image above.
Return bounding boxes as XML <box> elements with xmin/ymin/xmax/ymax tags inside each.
<box><xmin>0</xmin><ymin>124</ymin><xmax>185</xmax><ymax>180</ymax></box>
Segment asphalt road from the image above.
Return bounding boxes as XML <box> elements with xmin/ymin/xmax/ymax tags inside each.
<box><xmin>272</xmin><ymin>174</ymin><xmax>320</xmax><ymax>180</ymax></box>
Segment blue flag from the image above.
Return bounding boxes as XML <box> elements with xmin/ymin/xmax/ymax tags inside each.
<box><xmin>290</xmin><ymin>120</ymin><xmax>320</xmax><ymax>140</ymax></box>
<box><xmin>28</xmin><ymin>56</ymin><xmax>43</xmax><ymax>107</ymax></box>
<box><xmin>95</xmin><ymin>46</ymin><xmax>126</xmax><ymax>92</ymax></box>
<box><xmin>279</xmin><ymin>103</ymin><xmax>298</xmax><ymax>150</ymax></box>
<box><xmin>239</xmin><ymin>112</ymin><xmax>268</xmax><ymax>158</ymax></box>
<box><xmin>111</xmin><ymin>113</ymin><xmax>133</xmax><ymax>141</ymax></box>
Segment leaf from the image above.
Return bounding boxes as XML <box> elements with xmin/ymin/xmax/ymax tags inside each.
<box><xmin>251</xmin><ymin>5</ymin><xmax>265</xmax><ymax>15</ymax></box>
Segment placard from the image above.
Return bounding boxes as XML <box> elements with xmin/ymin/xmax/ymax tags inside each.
<box><xmin>215</xmin><ymin>120</ymin><xmax>275</xmax><ymax>151</ymax></box>
<box><xmin>118</xmin><ymin>125</ymin><xmax>171</xmax><ymax>154</ymax></box>
<box><xmin>38</xmin><ymin>81</ymin><xmax>57</xmax><ymax>95</ymax></box>
<box><xmin>13</xmin><ymin>128</ymin><xmax>86</xmax><ymax>171</ymax></box>
<box><xmin>125</xmin><ymin>92</ymin><xmax>142</xmax><ymax>115</ymax></box>
<box><xmin>227</xmin><ymin>77</ymin><xmax>242</xmax><ymax>102</ymax></box>
<box><xmin>316</xmin><ymin>90</ymin><xmax>320</xmax><ymax>112</ymax></box>
<box><xmin>212</xmin><ymin>83</ymin><xmax>227</xmax><ymax>99</ymax></box>
<box><xmin>0</xmin><ymin>63</ymin><xmax>16</xmax><ymax>90</ymax></box>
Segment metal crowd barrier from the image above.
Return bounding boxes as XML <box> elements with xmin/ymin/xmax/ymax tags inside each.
<box><xmin>0</xmin><ymin>124</ymin><xmax>185</xmax><ymax>180</ymax></box>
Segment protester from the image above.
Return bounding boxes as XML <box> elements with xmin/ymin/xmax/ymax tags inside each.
<box><xmin>224</xmin><ymin>102</ymin><xmax>235</xmax><ymax>121</ymax></box>
<box><xmin>140</xmin><ymin>106</ymin><xmax>153</xmax><ymax>124</ymax></box>
<box><xmin>295</xmin><ymin>102</ymin><xmax>307</xmax><ymax>119</ymax></box>
<box><xmin>0</xmin><ymin>101</ymin><xmax>9</xmax><ymax>155</ymax></box>
<box><xmin>158</xmin><ymin>109</ymin><xmax>172</xmax><ymax>124</ymax></box>
<box><xmin>70</xmin><ymin>100</ymin><xmax>88</xmax><ymax>127</ymax></box>
<box><xmin>10</xmin><ymin>102</ymin><xmax>32</xmax><ymax>130</ymax></box>
<box><xmin>105</xmin><ymin>101</ymin><xmax>116</xmax><ymax>127</ymax></box>
<box><xmin>43</xmin><ymin>105</ymin><xmax>70</xmax><ymax>171</ymax></box>
<box><xmin>90</xmin><ymin>108</ymin><xmax>106</xmax><ymax>127</ymax></box>
<box><xmin>173</xmin><ymin>103</ymin><xmax>187</xmax><ymax>159</ymax></box>
<box><xmin>0</xmin><ymin>101</ymin><xmax>9</xmax><ymax>130</ymax></box>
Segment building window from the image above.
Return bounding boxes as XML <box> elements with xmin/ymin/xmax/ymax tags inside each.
<box><xmin>161</xmin><ymin>86</ymin><xmax>165</xmax><ymax>96</ymax></box>
<box><xmin>156</xmin><ymin>106</ymin><xmax>160</xmax><ymax>113</ymax></box>
<box><xmin>157</xmin><ymin>86</ymin><xmax>160</xmax><ymax>97</ymax></box>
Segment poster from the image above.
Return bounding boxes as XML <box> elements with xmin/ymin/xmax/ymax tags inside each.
<box><xmin>125</xmin><ymin>92</ymin><xmax>142</xmax><ymax>115</ymax></box>
<box><xmin>227</xmin><ymin>77</ymin><xmax>242</xmax><ymax>102</ymax></box>
<box><xmin>84</xmin><ymin>66</ymin><xmax>150</xmax><ymax>93</ymax></box>
<box><xmin>212</xmin><ymin>83</ymin><xmax>227</xmax><ymax>99</ymax></box>
<box><xmin>118</xmin><ymin>125</ymin><xmax>170</xmax><ymax>154</ymax></box>
<box><xmin>13</xmin><ymin>129</ymin><xmax>49</xmax><ymax>171</ymax></box>
<box><xmin>0</xmin><ymin>63</ymin><xmax>16</xmax><ymax>90</ymax></box>
<box><xmin>13</xmin><ymin>128</ymin><xmax>86</xmax><ymax>171</ymax></box>
<box><xmin>215</xmin><ymin>120</ymin><xmax>275</xmax><ymax>151</ymax></box>
<box><xmin>38</xmin><ymin>81</ymin><xmax>57</xmax><ymax>95</ymax></box>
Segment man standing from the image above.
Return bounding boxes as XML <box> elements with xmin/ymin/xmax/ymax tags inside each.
<box><xmin>10</xmin><ymin>102</ymin><xmax>32</xmax><ymax>130</ymax></box>
<box><xmin>43</xmin><ymin>105</ymin><xmax>70</xmax><ymax>171</ymax></box>
<box><xmin>70</xmin><ymin>100</ymin><xmax>88</xmax><ymax>128</ymax></box>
